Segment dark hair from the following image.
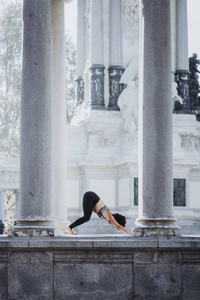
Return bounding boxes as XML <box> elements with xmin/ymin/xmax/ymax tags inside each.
<box><xmin>112</xmin><ymin>213</ymin><xmax>126</xmax><ymax>227</ymax></box>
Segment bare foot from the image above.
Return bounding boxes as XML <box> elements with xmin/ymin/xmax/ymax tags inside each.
<box><xmin>64</xmin><ymin>227</ymin><xmax>77</xmax><ymax>235</ymax></box>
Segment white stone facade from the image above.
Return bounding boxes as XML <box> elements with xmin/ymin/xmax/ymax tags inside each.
<box><xmin>1</xmin><ymin>0</ymin><xmax>200</xmax><ymax>235</ymax></box>
<box><xmin>66</xmin><ymin>0</ymin><xmax>200</xmax><ymax>234</ymax></box>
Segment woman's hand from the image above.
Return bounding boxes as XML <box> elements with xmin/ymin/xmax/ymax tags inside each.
<box><xmin>105</xmin><ymin>211</ymin><xmax>133</xmax><ymax>235</ymax></box>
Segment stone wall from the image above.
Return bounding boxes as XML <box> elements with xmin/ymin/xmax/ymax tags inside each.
<box><xmin>0</xmin><ymin>235</ymin><xmax>200</xmax><ymax>299</ymax></box>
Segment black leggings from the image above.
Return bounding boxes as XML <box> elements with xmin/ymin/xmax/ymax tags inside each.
<box><xmin>69</xmin><ymin>191</ymin><xmax>100</xmax><ymax>230</ymax></box>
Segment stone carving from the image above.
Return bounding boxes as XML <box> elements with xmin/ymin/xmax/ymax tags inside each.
<box><xmin>189</xmin><ymin>53</ymin><xmax>200</xmax><ymax>111</ymax></box>
<box><xmin>88</xmin><ymin>130</ymin><xmax>121</xmax><ymax>148</ymax></box>
<box><xmin>118</xmin><ymin>58</ymin><xmax>139</xmax><ymax>142</ymax></box>
<box><xmin>174</xmin><ymin>70</ymin><xmax>190</xmax><ymax>111</ymax></box>
<box><xmin>172</xmin><ymin>81</ymin><xmax>183</xmax><ymax>111</ymax></box>
<box><xmin>179</xmin><ymin>133</ymin><xmax>200</xmax><ymax>152</ymax></box>
<box><xmin>123</xmin><ymin>0</ymin><xmax>139</xmax><ymax>42</ymax></box>
<box><xmin>89</xmin><ymin>64</ymin><xmax>105</xmax><ymax>109</ymax></box>
<box><xmin>108</xmin><ymin>66</ymin><xmax>124</xmax><ymax>111</ymax></box>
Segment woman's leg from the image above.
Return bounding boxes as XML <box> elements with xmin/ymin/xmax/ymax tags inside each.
<box><xmin>69</xmin><ymin>191</ymin><xmax>99</xmax><ymax>230</ymax></box>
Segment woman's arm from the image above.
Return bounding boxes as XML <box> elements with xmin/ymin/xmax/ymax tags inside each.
<box><xmin>103</xmin><ymin>209</ymin><xmax>133</xmax><ymax>235</ymax></box>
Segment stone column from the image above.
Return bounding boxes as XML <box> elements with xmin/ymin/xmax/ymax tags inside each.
<box><xmin>89</xmin><ymin>0</ymin><xmax>105</xmax><ymax>110</ymax></box>
<box><xmin>51</xmin><ymin>0</ymin><xmax>68</xmax><ymax>229</ymax></box>
<box><xmin>108</xmin><ymin>0</ymin><xmax>124</xmax><ymax>111</ymax></box>
<box><xmin>174</xmin><ymin>0</ymin><xmax>190</xmax><ymax>112</ymax></box>
<box><xmin>133</xmin><ymin>0</ymin><xmax>180</xmax><ymax>237</ymax></box>
<box><xmin>13</xmin><ymin>190</ymin><xmax>20</xmax><ymax>222</ymax></box>
<box><xmin>75</xmin><ymin>0</ymin><xmax>86</xmax><ymax>106</ymax></box>
<box><xmin>13</xmin><ymin>0</ymin><xmax>54</xmax><ymax>236</ymax></box>
<box><xmin>0</xmin><ymin>191</ymin><xmax>5</xmax><ymax>224</ymax></box>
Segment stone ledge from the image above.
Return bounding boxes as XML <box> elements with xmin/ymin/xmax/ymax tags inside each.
<box><xmin>1</xmin><ymin>235</ymin><xmax>200</xmax><ymax>300</ymax></box>
<box><xmin>0</xmin><ymin>235</ymin><xmax>200</xmax><ymax>250</ymax></box>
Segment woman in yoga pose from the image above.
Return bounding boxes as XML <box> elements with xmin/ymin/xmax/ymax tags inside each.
<box><xmin>65</xmin><ymin>191</ymin><xmax>132</xmax><ymax>235</ymax></box>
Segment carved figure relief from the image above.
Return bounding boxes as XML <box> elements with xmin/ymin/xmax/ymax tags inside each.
<box><xmin>88</xmin><ymin>130</ymin><xmax>122</xmax><ymax>148</ymax></box>
<box><xmin>179</xmin><ymin>133</ymin><xmax>200</xmax><ymax>152</ymax></box>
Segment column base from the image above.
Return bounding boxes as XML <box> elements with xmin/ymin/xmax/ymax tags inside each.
<box><xmin>8</xmin><ymin>219</ymin><xmax>64</xmax><ymax>237</ymax></box>
<box><xmin>133</xmin><ymin>217</ymin><xmax>181</xmax><ymax>237</ymax></box>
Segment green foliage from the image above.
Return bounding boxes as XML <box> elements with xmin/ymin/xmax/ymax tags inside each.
<box><xmin>0</xmin><ymin>2</ymin><xmax>76</xmax><ymax>157</ymax></box>
<box><xmin>0</xmin><ymin>93</ymin><xmax>20</xmax><ymax>156</ymax></box>
<box><xmin>0</xmin><ymin>1</ymin><xmax>22</xmax><ymax>157</ymax></box>
<box><xmin>65</xmin><ymin>33</ymin><xmax>76</xmax><ymax>123</ymax></box>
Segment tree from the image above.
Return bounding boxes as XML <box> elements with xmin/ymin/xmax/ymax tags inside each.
<box><xmin>0</xmin><ymin>2</ymin><xmax>76</xmax><ymax>157</ymax></box>
<box><xmin>0</xmin><ymin>1</ymin><xmax>22</xmax><ymax>157</ymax></box>
<box><xmin>65</xmin><ymin>33</ymin><xmax>76</xmax><ymax>123</ymax></box>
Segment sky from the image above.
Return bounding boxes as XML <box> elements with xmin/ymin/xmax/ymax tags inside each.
<box><xmin>187</xmin><ymin>0</ymin><xmax>200</xmax><ymax>57</ymax></box>
<box><xmin>65</xmin><ymin>0</ymin><xmax>77</xmax><ymax>44</ymax></box>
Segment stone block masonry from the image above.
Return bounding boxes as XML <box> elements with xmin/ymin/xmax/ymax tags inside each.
<box><xmin>0</xmin><ymin>235</ymin><xmax>200</xmax><ymax>299</ymax></box>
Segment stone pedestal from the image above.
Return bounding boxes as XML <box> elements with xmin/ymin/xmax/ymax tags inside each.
<box><xmin>133</xmin><ymin>0</ymin><xmax>180</xmax><ymax>237</ymax></box>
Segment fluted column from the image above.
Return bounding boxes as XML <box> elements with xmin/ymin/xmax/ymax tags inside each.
<box><xmin>174</xmin><ymin>0</ymin><xmax>190</xmax><ymax>112</ymax></box>
<box><xmin>133</xmin><ymin>0</ymin><xmax>180</xmax><ymax>237</ymax></box>
<box><xmin>13</xmin><ymin>0</ymin><xmax>54</xmax><ymax>236</ymax></box>
<box><xmin>75</xmin><ymin>0</ymin><xmax>86</xmax><ymax>106</ymax></box>
<box><xmin>89</xmin><ymin>0</ymin><xmax>105</xmax><ymax>110</ymax></box>
<box><xmin>50</xmin><ymin>0</ymin><xmax>68</xmax><ymax>229</ymax></box>
<box><xmin>108</xmin><ymin>0</ymin><xmax>124</xmax><ymax>111</ymax></box>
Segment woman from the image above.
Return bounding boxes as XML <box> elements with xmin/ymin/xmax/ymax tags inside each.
<box><xmin>65</xmin><ymin>191</ymin><xmax>133</xmax><ymax>235</ymax></box>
